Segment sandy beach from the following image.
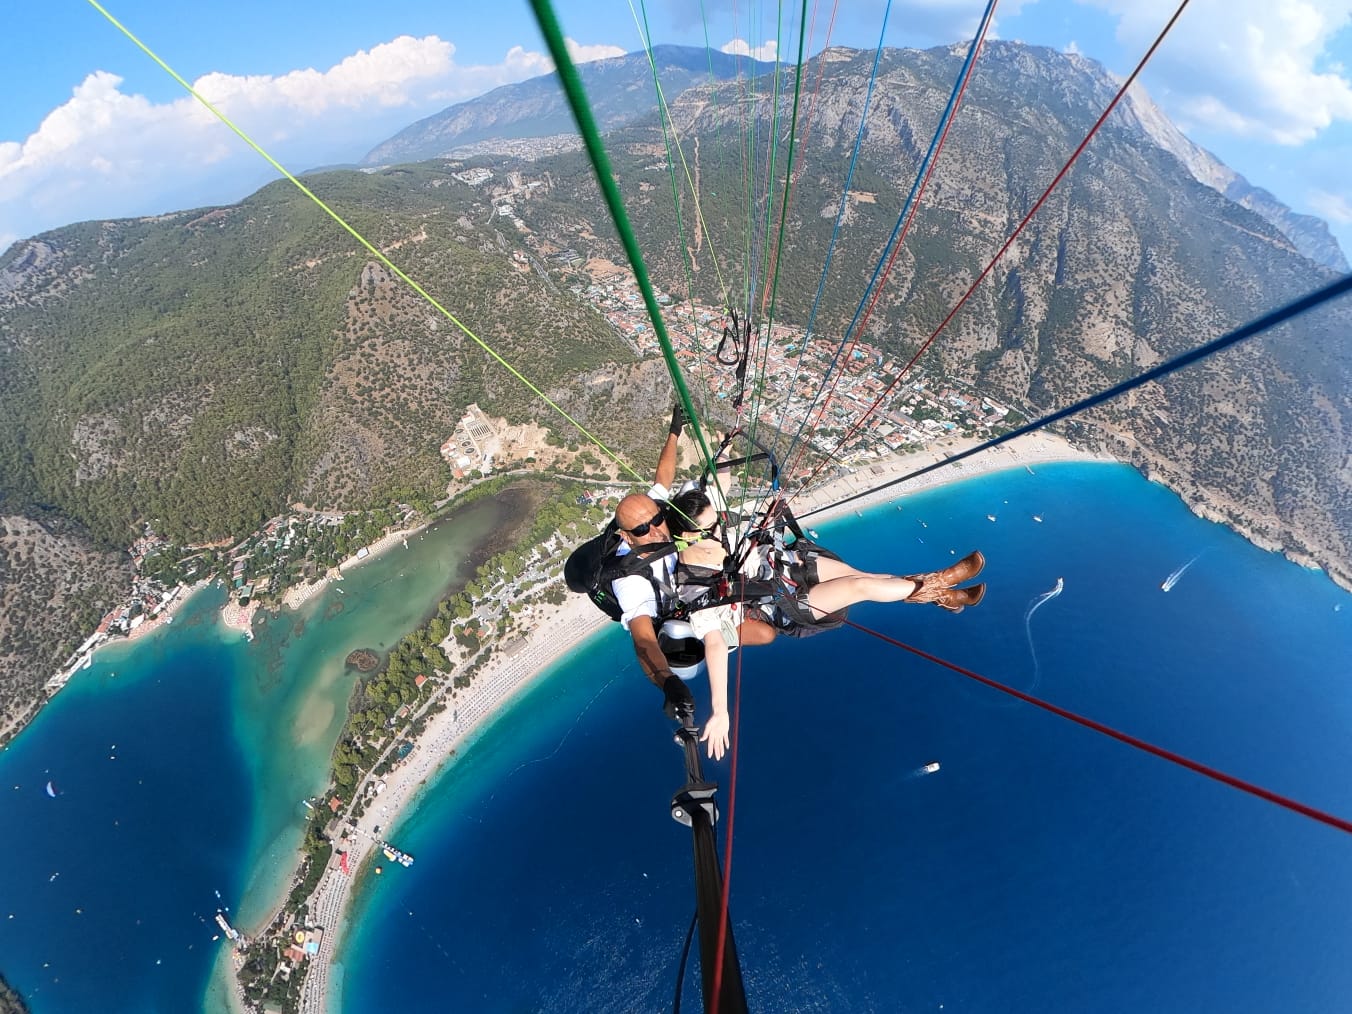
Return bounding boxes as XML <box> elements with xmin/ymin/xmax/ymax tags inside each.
<box><xmin>219</xmin><ymin>597</ymin><xmax>258</xmax><ymax>637</ymax></box>
<box><xmin>289</xmin><ymin>430</ymin><xmax>1109</xmax><ymax>1014</ymax></box>
<box><xmin>296</xmin><ymin>593</ymin><xmax>607</xmax><ymax>1014</ymax></box>
<box><xmin>793</xmin><ymin>431</ymin><xmax>1113</xmax><ymax>525</ymax></box>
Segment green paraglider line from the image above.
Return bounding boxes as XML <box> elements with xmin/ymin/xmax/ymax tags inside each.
<box><xmin>529</xmin><ymin>0</ymin><xmax>719</xmax><ymax>481</ymax></box>
<box><xmin>83</xmin><ymin>0</ymin><xmax>649</xmax><ymax>486</ymax></box>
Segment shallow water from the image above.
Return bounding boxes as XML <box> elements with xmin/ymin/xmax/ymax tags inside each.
<box><xmin>0</xmin><ymin>493</ymin><xmax>525</xmax><ymax>1013</ymax></box>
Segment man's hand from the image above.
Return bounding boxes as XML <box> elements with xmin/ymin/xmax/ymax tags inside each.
<box><xmin>668</xmin><ymin>402</ymin><xmax>686</xmax><ymax>438</ymax></box>
<box><xmin>701</xmin><ymin>712</ymin><xmax>731</xmax><ymax>760</ymax></box>
<box><xmin>661</xmin><ymin>673</ymin><xmax>696</xmax><ymax>722</ymax></box>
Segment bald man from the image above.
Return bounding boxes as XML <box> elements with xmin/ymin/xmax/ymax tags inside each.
<box><xmin>610</xmin><ymin>409</ymin><xmax>774</xmax><ymax>720</ymax></box>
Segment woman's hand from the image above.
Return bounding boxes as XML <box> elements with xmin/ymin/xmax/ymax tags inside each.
<box><xmin>701</xmin><ymin>711</ymin><xmax>731</xmax><ymax>760</ymax></box>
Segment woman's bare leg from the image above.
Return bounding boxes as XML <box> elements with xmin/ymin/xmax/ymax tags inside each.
<box><xmin>805</xmin><ymin>574</ymin><xmax>919</xmax><ymax>617</ymax></box>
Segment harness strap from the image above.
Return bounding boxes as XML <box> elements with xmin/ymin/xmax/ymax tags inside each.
<box><xmin>604</xmin><ymin>541</ymin><xmax>688</xmax><ymax>620</ymax></box>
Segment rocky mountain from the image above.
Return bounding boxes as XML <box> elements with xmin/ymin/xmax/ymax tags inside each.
<box><xmin>369</xmin><ymin>44</ymin><xmax>1347</xmax><ymax>275</ymax></box>
<box><xmin>1110</xmin><ymin>64</ymin><xmax>1349</xmax><ymax>272</ymax></box>
<box><xmin>363</xmin><ymin>45</ymin><xmax>773</xmax><ymax>166</ymax></box>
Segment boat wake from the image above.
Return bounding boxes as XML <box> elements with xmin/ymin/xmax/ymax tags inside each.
<box><xmin>493</xmin><ymin>672</ymin><xmax>622</xmax><ymax>794</ymax></box>
<box><xmin>1161</xmin><ymin>553</ymin><xmax>1204</xmax><ymax>592</ymax></box>
<box><xmin>1024</xmin><ymin>578</ymin><xmax>1064</xmax><ymax>694</ymax></box>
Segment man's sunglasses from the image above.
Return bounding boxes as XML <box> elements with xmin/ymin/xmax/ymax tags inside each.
<box><xmin>621</xmin><ymin>510</ymin><xmax>666</xmax><ymax>537</ymax></box>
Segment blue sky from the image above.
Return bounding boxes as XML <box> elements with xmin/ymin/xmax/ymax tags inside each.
<box><xmin>4</xmin><ymin>1</ymin><xmax>1352</xmax><ymax>261</ymax></box>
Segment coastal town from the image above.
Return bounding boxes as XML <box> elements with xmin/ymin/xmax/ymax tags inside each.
<box><xmin>465</xmin><ymin>160</ymin><xmax>1028</xmax><ymax>469</ymax></box>
<box><xmin>575</xmin><ymin>273</ymin><xmax>1022</xmax><ymax>466</ymax></box>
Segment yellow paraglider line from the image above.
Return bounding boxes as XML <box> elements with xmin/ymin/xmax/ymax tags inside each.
<box><xmin>82</xmin><ymin>0</ymin><xmax>651</xmax><ymax>486</ymax></box>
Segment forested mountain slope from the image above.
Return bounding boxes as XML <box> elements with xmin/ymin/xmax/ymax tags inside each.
<box><xmin>0</xmin><ymin>167</ymin><xmax>645</xmax><ymax>547</ymax></box>
<box><xmin>0</xmin><ymin>165</ymin><xmax>658</xmax><ymax>721</ymax></box>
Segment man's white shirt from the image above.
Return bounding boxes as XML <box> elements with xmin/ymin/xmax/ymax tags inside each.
<box><xmin>612</xmin><ymin>482</ymin><xmax>675</xmax><ymax>630</ymax></box>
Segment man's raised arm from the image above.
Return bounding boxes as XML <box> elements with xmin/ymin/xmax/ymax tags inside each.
<box><xmin>655</xmin><ymin>403</ymin><xmax>684</xmax><ymax>490</ymax></box>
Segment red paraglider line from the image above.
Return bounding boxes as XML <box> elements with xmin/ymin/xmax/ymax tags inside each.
<box><xmin>842</xmin><ymin>617</ymin><xmax>1352</xmax><ymax>837</ymax></box>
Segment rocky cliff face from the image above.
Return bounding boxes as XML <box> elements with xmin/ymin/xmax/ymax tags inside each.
<box><xmin>1110</xmin><ymin>67</ymin><xmax>1349</xmax><ymax>273</ymax></box>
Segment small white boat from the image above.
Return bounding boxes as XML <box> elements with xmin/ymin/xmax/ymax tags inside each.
<box><xmin>922</xmin><ymin>762</ymin><xmax>940</xmax><ymax>774</ymax></box>
<box><xmin>1032</xmin><ymin>515</ymin><xmax>1043</xmax><ymax>523</ymax></box>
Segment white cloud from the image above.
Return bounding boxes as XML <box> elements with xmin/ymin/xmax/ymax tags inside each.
<box><xmin>1082</xmin><ymin>0</ymin><xmax>1352</xmax><ymax>144</ymax></box>
<box><xmin>1308</xmin><ymin>187</ymin><xmax>1352</xmax><ymax>222</ymax></box>
<box><xmin>721</xmin><ymin>38</ymin><xmax>780</xmax><ymax>62</ymax></box>
<box><xmin>567</xmin><ymin>40</ymin><xmax>628</xmax><ymax>64</ymax></box>
<box><xmin>0</xmin><ymin>34</ymin><xmax>622</xmax><ymax>244</ymax></box>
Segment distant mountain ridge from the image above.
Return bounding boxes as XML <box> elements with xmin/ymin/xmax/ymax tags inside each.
<box><xmin>363</xmin><ymin>45</ymin><xmax>775</xmax><ymax>166</ymax></box>
<box><xmin>1107</xmin><ymin>60</ymin><xmax>1349</xmax><ymax>272</ymax></box>
<box><xmin>366</xmin><ymin>43</ymin><xmax>1347</xmax><ymax>274</ymax></box>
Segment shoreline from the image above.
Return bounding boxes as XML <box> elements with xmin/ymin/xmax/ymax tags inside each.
<box><xmin>279</xmin><ymin>524</ymin><xmax>427</xmax><ymax>612</ymax></box>
<box><xmin>794</xmin><ymin>431</ymin><xmax>1114</xmax><ymax>525</ymax></box>
<box><xmin>295</xmin><ymin>593</ymin><xmax>608</xmax><ymax>1014</ymax></box>
<box><xmin>291</xmin><ymin>431</ymin><xmax>1108</xmax><ymax>1013</ymax></box>
<box><xmin>124</xmin><ymin>578</ymin><xmax>212</xmax><ymax>644</ymax></box>
<box><xmin>48</xmin><ymin>577</ymin><xmax>214</xmax><ymax>688</ymax></box>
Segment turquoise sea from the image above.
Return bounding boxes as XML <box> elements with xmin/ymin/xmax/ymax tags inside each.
<box><xmin>2</xmin><ymin>463</ymin><xmax>1350</xmax><ymax>1012</ymax></box>
<box><xmin>0</xmin><ymin>496</ymin><xmax>513</xmax><ymax>1013</ymax></box>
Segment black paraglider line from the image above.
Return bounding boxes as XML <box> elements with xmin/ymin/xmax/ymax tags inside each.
<box><xmin>799</xmin><ymin>271</ymin><xmax>1352</xmax><ymax>521</ymax></box>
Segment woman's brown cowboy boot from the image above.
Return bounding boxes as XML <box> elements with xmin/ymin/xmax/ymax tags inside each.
<box><xmin>904</xmin><ymin>579</ymin><xmax>987</xmax><ymax>613</ymax></box>
<box><xmin>903</xmin><ymin>551</ymin><xmax>987</xmax><ymax>613</ymax></box>
<box><xmin>930</xmin><ymin>550</ymin><xmax>984</xmax><ymax>586</ymax></box>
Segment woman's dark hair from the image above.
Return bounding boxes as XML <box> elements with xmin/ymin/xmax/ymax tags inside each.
<box><xmin>667</xmin><ymin>488</ymin><xmax>711</xmax><ymax>533</ymax></box>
